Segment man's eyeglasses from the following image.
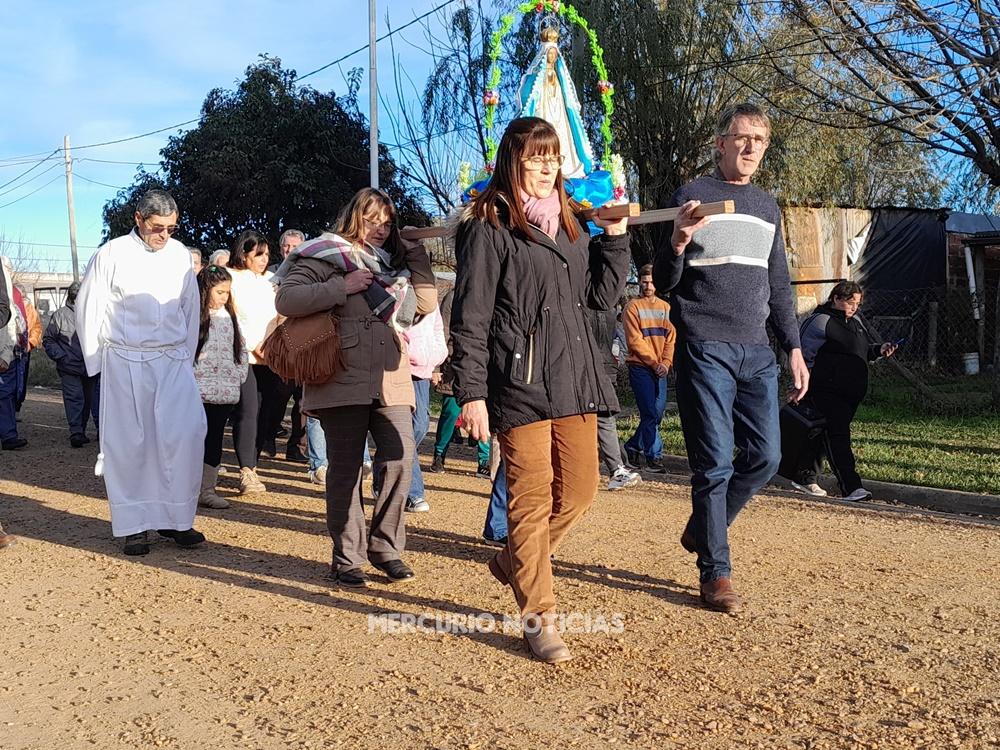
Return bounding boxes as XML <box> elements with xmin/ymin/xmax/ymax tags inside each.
<box><xmin>724</xmin><ymin>134</ymin><xmax>770</xmax><ymax>151</ymax></box>
<box><xmin>522</xmin><ymin>155</ymin><xmax>566</xmax><ymax>170</ymax></box>
<box><xmin>143</xmin><ymin>219</ymin><xmax>179</xmax><ymax>235</ymax></box>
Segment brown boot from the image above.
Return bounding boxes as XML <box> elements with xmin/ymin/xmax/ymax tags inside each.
<box><xmin>700</xmin><ymin>576</ymin><xmax>743</xmax><ymax>613</ymax></box>
<box><xmin>523</xmin><ymin>614</ymin><xmax>572</xmax><ymax>664</ymax></box>
<box><xmin>198</xmin><ymin>465</ymin><xmax>230</xmax><ymax>509</ymax></box>
<box><xmin>0</xmin><ymin>523</ymin><xmax>15</xmax><ymax>549</ymax></box>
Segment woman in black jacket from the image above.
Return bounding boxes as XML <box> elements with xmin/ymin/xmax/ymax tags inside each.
<box><xmin>792</xmin><ymin>281</ymin><xmax>897</xmax><ymax>501</ymax></box>
<box><xmin>449</xmin><ymin>117</ymin><xmax>629</xmax><ymax>664</ymax></box>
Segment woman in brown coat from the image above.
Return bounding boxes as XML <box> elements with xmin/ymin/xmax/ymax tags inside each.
<box><xmin>274</xmin><ymin>188</ymin><xmax>437</xmax><ymax>588</ymax></box>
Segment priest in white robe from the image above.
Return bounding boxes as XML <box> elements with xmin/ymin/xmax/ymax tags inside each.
<box><xmin>76</xmin><ymin>189</ymin><xmax>208</xmax><ymax>556</ymax></box>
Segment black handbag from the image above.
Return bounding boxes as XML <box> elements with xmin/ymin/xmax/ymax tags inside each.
<box><xmin>780</xmin><ymin>399</ymin><xmax>827</xmax><ymax>434</ymax></box>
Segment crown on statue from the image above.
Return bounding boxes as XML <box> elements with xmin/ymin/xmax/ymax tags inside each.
<box><xmin>539</xmin><ymin>26</ymin><xmax>559</xmax><ymax>43</ymax></box>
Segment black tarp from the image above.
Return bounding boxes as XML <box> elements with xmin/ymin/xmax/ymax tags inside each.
<box><xmin>853</xmin><ymin>208</ymin><xmax>947</xmax><ymax>290</ymax></box>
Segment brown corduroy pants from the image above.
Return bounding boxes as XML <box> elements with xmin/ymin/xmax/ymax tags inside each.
<box><xmin>493</xmin><ymin>413</ymin><xmax>599</xmax><ymax>617</ymax></box>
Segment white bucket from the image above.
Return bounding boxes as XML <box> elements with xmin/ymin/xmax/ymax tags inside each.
<box><xmin>961</xmin><ymin>352</ymin><xmax>980</xmax><ymax>375</ymax></box>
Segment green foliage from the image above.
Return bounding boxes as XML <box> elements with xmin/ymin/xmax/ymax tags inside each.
<box><xmin>102</xmin><ymin>56</ymin><xmax>427</xmax><ymax>255</ymax></box>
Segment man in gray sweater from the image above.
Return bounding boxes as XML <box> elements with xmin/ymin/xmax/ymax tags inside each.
<box><xmin>654</xmin><ymin>102</ymin><xmax>809</xmax><ymax>613</ymax></box>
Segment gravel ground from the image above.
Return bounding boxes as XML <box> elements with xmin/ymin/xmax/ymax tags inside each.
<box><xmin>1</xmin><ymin>390</ymin><xmax>998</xmax><ymax>750</ymax></box>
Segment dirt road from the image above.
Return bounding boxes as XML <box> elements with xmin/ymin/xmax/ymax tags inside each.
<box><xmin>1</xmin><ymin>390</ymin><xmax>998</xmax><ymax>749</ymax></box>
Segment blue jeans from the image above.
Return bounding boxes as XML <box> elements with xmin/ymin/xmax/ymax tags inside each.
<box><xmin>624</xmin><ymin>364</ymin><xmax>668</xmax><ymax>460</ymax></box>
<box><xmin>674</xmin><ymin>342</ymin><xmax>780</xmax><ymax>583</ymax></box>
<box><xmin>0</xmin><ymin>367</ymin><xmax>18</xmax><ymax>441</ymax></box>
<box><xmin>482</xmin><ymin>459</ymin><xmax>508</xmax><ymax>541</ymax></box>
<box><xmin>306</xmin><ymin>416</ymin><xmax>327</xmax><ymax>472</ymax></box>
<box><xmin>409</xmin><ymin>378</ymin><xmax>431</xmax><ymax>501</ymax></box>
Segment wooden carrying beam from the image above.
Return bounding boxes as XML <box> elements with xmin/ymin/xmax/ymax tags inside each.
<box><xmin>398</xmin><ymin>200</ymin><xmax>734</xmax><ymax>240</ymax></box>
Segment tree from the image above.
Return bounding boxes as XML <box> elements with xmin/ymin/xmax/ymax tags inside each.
<box><xmin>103</xmin><ymin>56</ymin><xmax>427</xmax><ymax>254</ymax></box>
<box><xmin>760</xmin><ymin>0</ymin><xmax>1000</xmax><ymax>197</ymax></box>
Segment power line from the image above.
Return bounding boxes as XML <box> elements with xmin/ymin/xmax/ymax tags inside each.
<box><xmin>0</xmin><ymin>173</ymin><xmax>64</xmax><ymax>210</ymax></box>
<box><xmin>73</xmin><ymin>172</ymin><xmax>127</xmax><ymax>190</ymax></box>
<box><xmin>69</xmin><ymin>119</ymin><xmax>202</xmax><ymax>152</ymax></box>
<box><xmin>0</xmin><ymin>1</ymin><xmax>463</xmax><ymax>172</ymax></box>
<box><xmin>293</xmin><ymin>0</ymin><xmax>461</xmax><ymax>82</ymax></box>
<box><xmin>0</xmin><ymin>150</ymin><xmax>61</xmax><ymax>193</ymax></box>
<box><xmin>77</xmin><ymin>157</ymin><xmax>153</xmax><ymax>166</ymax></box>
<box><xmin>0</xmin><ymin>161</ymin><xmax>62</xmax><ymax>199</ymax></box>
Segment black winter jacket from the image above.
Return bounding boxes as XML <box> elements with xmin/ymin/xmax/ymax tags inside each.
<box><xmin>449</xmin><ymin>205</ymin><xmax>630</xmax><ymax>432</ymax></box>
<box><xmin>800</xmin><ymin>302</ymin><xmax>882</xmax><ymax>404</ymax></box>
<box><xmin>42</xmin><ymin>301</ymin><xmax>87</xmax><ymax>376</ymax></box>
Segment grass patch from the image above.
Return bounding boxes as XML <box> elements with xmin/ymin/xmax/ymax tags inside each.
<box><xmin>615</xmin><ymin>373</ymin><xmax>999</xmax><ymax>495</ymax></box>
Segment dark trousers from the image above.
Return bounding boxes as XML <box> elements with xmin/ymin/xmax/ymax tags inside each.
<box><xmin>0</xmin><ymin>367</ymin><xmax>17</xmax><ymax>442</ymax></box>
<box><xmin>624</xmin><ymin>364</ymin><xmax>668</xmax><ymax>460</ymax></box>
<box><xmin>317</xmin><ymin>402</ymin><xmax>414</xmax><ymax>573</ymax></box>
<box><xmin>797</xmin><ymin>390</ymin><xmax>863</xmax><ymax>495</ymax></box>
<box><xmin>60</xmin><ymin>372</ymin><xmax>100</xmax><ymax>437</ymax></box>
<box><xmin>287</xmin><ymin>384</ymin><xmax>308</xmax><ymax>457</ymax></box>
<box><xmin>254</xmin><ymin>364</ymin><xmax>294</xmax><ymax>453</ymax></box>
<box><xmin>204</xmin><ymin>402</ymin><xmax>236</xmax><ymax>467</ymax></box>
<box><xmin>231</xmin><ymin>365</ymin><xmax>258</xmax><ymax>468</ymax></box>
<box><xmin>675</xmin><ymin>342</ymin><xmax>780</xmax><ymax>583</ymax></box>
<box><xmin>14</xmin><ymin>353</ymin><xmax>29</xmax><ymax>412</ymax></box>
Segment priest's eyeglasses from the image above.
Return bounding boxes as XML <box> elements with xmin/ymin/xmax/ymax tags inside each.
<box><xmin>522</xmin><ymin>155</ymin><xmax>566</xmax><ymax>170</ymax></box>
<box><xmin>143</xmin><ymin>219</ymin><xmax>179</xmax><ymax>235</ymax></box>
<box><xmin>724</xmin><ymin>134</ymin><xmax>770</xmax><ymax>150</ymax></box>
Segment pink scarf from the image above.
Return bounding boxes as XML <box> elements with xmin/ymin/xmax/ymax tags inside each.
<box><xmin>520</xmin><ymin>189</ymin><xmax>562</xmax><ymax>239</ymax></box>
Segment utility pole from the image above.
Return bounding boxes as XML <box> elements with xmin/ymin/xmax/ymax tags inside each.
<box><xmin>369</xmin><ymin>0</ymin><xmax>379</xmax><ymax>189</ymax></box>
<box><xmin>63</xmin><ymin>135</ymin><xmax>80</xmax><ymax>282</ymax></box>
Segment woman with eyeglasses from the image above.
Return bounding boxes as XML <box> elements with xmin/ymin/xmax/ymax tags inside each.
<box><xmin>227</xmin><ymin>230</ymin><xmax>289</xmax><ymax>494</ymax></box>
<box><xmin>788</xmin><ymin>281</ymin><xmax>898</xmax><ymax>502</ymax></box>
<box><xmin>274</xmin><ymin>188</ymin><xmax>437</xmax><ymax>588</ymax></box>
<box><xmin>448</xmin><ymin>116</ymin><xmax>629</xmax><ymax>664</ymax></box>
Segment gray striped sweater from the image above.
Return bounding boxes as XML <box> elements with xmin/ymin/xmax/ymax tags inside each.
<box><xmin>653</xmin><ymin>173</ymin><xmax>800</xmax><ymax>352</ymax></box>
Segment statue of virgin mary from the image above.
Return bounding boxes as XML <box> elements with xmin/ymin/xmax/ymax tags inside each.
<box><xmin>518</xmin><ymin>27</ymin><xmax>595</xmax><ymax>179</ymax></box>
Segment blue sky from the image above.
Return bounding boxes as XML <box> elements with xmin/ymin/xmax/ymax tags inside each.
<box><xmin>0</xmin><ymin>0</ymin><xmax>456</xmax><ymax>276</ymax></box>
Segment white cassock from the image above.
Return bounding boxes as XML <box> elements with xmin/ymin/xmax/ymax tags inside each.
<box><xmin>76</xmin><ymin>229</ymin><xmax>207</xmax><ymax>537</ymax></box>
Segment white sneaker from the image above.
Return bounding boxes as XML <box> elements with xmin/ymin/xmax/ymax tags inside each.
<box><xmin>405</xmin><ymin>498</ymin><xmax>430</xmax><ymax>513</ymax></box>
<box><xmin>607</xmin><ymin>466</ymin><xmax>642</xmax><ymax>491</ymax></box>
<box><xmin>308</xmin><ymin>466</ymin><xmax>328</xmax><ymax>486</ymax></box>
<box><xmin>791</xmin><ymin>481</ymin><xmax>828</xmax><ymax>497</ymax></box>
<box><xmin>844</xmin><ymin>488</ymin><xmax>873</xmax><ymax>502</ymax></box>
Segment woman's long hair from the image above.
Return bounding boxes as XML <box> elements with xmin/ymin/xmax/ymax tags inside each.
<box><xmin>196</xmin><ymin>265</ymin><xmax>244</xmax><ymax>365</ymax></box>
<box><xmin>332</xmin><ymin>188</ymin><xmax>405</xmax><ymax>269</ymax></box>
<box><xmin>229</xmin><ymin>230</ymin><xmax>270</xmax><ymax>271</ymax></box>
<box><xmin>471</xmin><ymin>117</ymin><xmax>580</xmax><ymax>243</ymax></box>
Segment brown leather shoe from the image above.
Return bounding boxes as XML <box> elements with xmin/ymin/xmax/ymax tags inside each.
<box><xmin>680</xmin><ymin>528</ymin><xmax>696</xmax><ymax>553</ymax></box>
<box><xmin>700</xmin><ymin>576</ymin><xmax>743</xmax><ymax>613</ymax></box>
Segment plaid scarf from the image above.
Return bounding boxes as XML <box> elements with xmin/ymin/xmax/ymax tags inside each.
<box><xmin>271</xmin><ymin>232</ymin><xmax>416</xmax><ymax>331</ymax></box>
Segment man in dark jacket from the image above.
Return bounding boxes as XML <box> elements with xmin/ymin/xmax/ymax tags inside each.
<box><xmin>43</xmin><ymin>282</ymin><xmax>100</xmax><ymax>447</ymax></box>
